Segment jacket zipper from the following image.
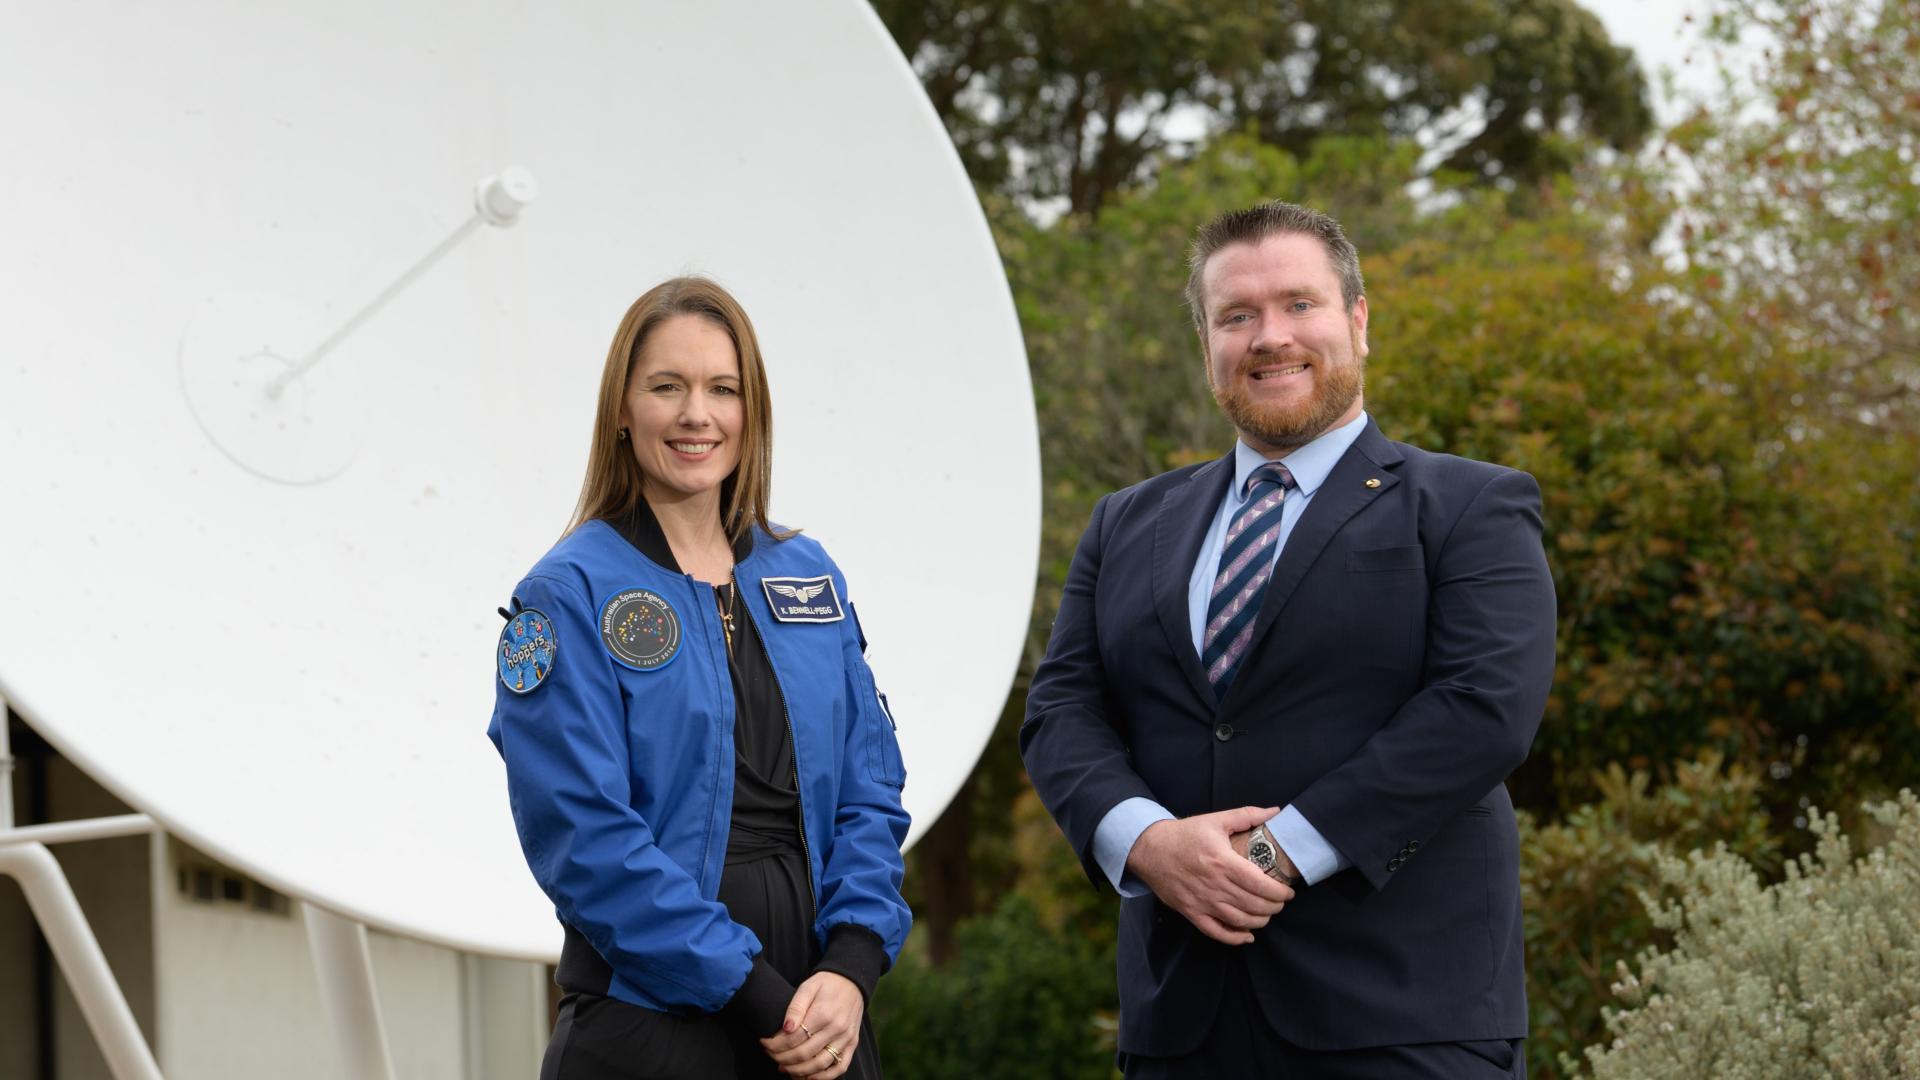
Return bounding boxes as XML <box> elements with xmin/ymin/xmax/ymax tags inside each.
<box><xmin>736</xmin><ymin>598</ymin><xmax>818</xmax><ymax>918</ymax></box>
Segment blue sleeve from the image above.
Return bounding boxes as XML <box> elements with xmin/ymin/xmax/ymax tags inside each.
<box><xmin>813</xmin><ymin>594</ymin><xmax>912</xmax><ymax>966</ymax></box>
<box><xmin>1269</xmin><ymin>805</ymin><xmax>1349</xmax><ymax>884</ymax></box>
<box><xmin>487</xmin><ymin>573</ymin><xmax>758</xmax><ymax>1012</ymax></box>
<box><xmin>1092</xmin><ymin>797</ymin><xmax>1175</xmax><ymax>897</ymax></box>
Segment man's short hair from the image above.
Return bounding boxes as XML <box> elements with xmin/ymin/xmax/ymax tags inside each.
<box><xmin>1185</xmin><ymin>201</ymin><xmax>1365</xmax><ymax>331</ymax></box>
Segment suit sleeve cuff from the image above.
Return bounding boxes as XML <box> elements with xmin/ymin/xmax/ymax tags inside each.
<box><xmin>721</xmin><ymin>954</ymin><xmax>794</xmax><ymax>1038</ymax></box>
<box><xmin>1093</xmin><ymin>797</ymin><xmax>1174</xmax><ymax>897</ymax></box>
<box><xmin>1271</xmin><ymin>805</ymin><xmax>1349</xmax><ymax>885</ymax></box>
<box><xmin>815</xmin><ymin>924</ymin><xmax>889</xmax><ymax>1004</ymax></box>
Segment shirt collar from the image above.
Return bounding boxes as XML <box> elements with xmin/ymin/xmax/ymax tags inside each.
<box><xmin>1231</xmin><ymin>411</ymin><xmax>1369</xmax><ymax>500</ymax></box>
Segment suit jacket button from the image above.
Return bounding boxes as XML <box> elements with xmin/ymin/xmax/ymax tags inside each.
<box><xmin>1214</xmin><ymin>723</ymin><xmax>1233</xmax><ymax>742</ymax></box>
<box><xmin>1387</xmin><ymin>858</ymin><xmax>1401</xmax><ymax>871</ymax></box>
<box><xmin>1408</xmin><ymin>841</ymin><xmax>1421</xmax><ymax>852</ymax></box>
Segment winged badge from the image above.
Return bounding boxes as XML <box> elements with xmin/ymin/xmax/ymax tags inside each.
<box><xmin>771</xmin><ymin>582</ymin><xmax>828</xmax><ymax>604</ymax></box>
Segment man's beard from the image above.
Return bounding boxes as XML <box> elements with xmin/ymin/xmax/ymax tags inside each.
<box><xmin>1211</xmin><ymin>339</ymin><xmax>1365</xmax><ymax>452</ymax></box>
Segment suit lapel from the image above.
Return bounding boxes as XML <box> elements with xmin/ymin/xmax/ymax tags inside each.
<box><xmin>1242</xmin><ymin>420</ymin><xmax>1405</xmax><ymax>663</ymax></box>
<box><xmin>1152</xmin><ymin>454</ymin><xmax>1232</xmax><ymax>707</ymax></box>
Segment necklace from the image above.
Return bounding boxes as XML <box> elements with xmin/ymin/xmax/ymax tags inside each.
<box><xmin>716</xmin><ymin>576</ymin><xmax>736</xmax><ymax>655</ymax></box>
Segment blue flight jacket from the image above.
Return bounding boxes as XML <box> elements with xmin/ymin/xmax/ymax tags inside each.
<box><xmin>487</xmin><ymin>519</ymin><xmax>911</xmax><ymax>1013</ymax></box>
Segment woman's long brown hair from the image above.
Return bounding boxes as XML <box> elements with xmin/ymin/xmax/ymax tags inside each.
<box><xmin>568</xmin><ymin>276</ymin><xmax>789</xmax><ymax>544</ymax></box>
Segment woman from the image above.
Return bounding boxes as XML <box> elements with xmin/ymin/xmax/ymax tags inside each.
<box><xmin>488</xmin><ymin>276</ymin><xmax>910</xmax><ymax>1079</ymax></box>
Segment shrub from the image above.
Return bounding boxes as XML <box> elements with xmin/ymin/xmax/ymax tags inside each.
<box><xmin>1522</xmin><ymin>753</ymin><xmax>1782</xmax><ymax>1077</ymax></box>
<box><xmin>873</xmin><ymin>893</ymin><xmax>1119</xmax><ymax>1079</ymax></box>
<box><xmin>1367</xmin><ymin>204</ymin><xmax>1920</xmax><ymax>816</ymax></box>
<box><xmin>1573</xmin><ymin>790</ymin><xmax>1920</xmax><ymax>1078</ymax></box>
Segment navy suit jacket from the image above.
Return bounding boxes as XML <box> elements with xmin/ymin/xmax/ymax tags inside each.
<box><xmin>1021</xmin><ymin>419</ymin><xmax>1556</xmax><ymax>1056</ymax></box>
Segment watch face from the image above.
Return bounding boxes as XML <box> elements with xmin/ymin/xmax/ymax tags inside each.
<box><xmin>1248</xmin><ymin>838</ymin><xmax>1277</xmax><ymax>871</ymax></box>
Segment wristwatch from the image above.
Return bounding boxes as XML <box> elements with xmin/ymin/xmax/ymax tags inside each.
<box><xmin>1245</xmin><ymin>824</ymin><xmax>1306</xmax><ymax>890</ymax></box>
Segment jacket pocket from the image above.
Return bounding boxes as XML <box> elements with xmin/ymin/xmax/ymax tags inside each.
<box><xmin>856</xmin><ymin>667</ymin><xmax>906</xmax><ymax>789</ymax></box>
<box><xmin>1345</xmin><ymin>545</ymin><xmax>1425</xmax><ymax>573</ymax></box>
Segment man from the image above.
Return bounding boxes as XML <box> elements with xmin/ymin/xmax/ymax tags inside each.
<box><xmin>1021</xmin><ymin>201</ymin><xmax>1555</xmax><ymax>1078</ymax></box>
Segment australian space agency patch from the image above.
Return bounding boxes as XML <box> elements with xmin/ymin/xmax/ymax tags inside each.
<box><xmin>762</xmin><ymin>575</ymin><xmax>845</xmax><ymax>623</ymax></box>
<box><xmin>498</xmin><ymin>609</ymin><xmax>557</xmax><ymax>694</ymax></box>
<box><xmin>600</xmin><ymin>588</ymin><xmax>681</xmax><ymax>671</ymax></box>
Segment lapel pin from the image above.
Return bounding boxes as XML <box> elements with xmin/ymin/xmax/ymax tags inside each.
<box><xmin>1365</xmin><ymin>478</ymin><xmax>1381</xmax><ymax>489</ymax></box>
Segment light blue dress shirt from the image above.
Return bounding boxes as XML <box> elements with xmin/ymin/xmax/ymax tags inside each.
<box><xmin>1091</xmin><ymin>412</ymin><xmax>1369</xmax><ymax>894</ymax></box>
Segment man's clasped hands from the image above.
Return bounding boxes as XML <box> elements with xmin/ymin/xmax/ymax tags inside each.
<box><xmin>1126</xmin><ymin>806</ymin><xmax>1299</xmax><ymax>946</ymax></box>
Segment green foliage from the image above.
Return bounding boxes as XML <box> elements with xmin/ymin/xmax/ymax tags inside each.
<box><xmin>871</xmin><ymin>0</ymin><xmax>1653</xmax><ymax>212</ymax></box>
<box><xmin>1364</xmin><ymin>198</ymin><xmax>1920</xmax><ymax>813</ymax></box>
<box><xmin>1573</xmin><ymin>790</ymin><xmax>1920</xmax><ymax>1078</ymax></box>
<box><xmin>873</xmin><ymin>893</ymin><xmax>1119</xmax><ymax>1080</ymax></box>
<box><xmin>1521</xmin><ymin>753</ymin><xmax>1782</xmax><ymax>1077</ymax></box>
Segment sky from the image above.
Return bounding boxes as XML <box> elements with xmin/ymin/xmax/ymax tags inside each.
<box><xmin>1582</xmin><ymin>0</ymin><xmax>1722</xmax><ymax>125</ymax></box>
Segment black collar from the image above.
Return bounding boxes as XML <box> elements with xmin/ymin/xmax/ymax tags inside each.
<box><xmin>607</xmin><ymin>498</ymin><xmax>754</xmax><ymax>573</ymax></box>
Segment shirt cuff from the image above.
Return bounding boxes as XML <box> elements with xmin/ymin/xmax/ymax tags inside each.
<box><xmin>814</xmin><ymin>924</ymin><xmax>888</xmax><ymax>1005</ymax></box>
<box><xmin>720</xmin><ymin>954</ymin><xmax>794</xmax><ymax>1038</ymax></box>
<box><xmin>1092</xmin><ymin>797</ymin><xmax>1175</xmax><ymax>897</ymax></box>
<box><xmin>1270</xmin><ymin>805</ymin><xmax>1349</xmax><ymax>885</ymax></box>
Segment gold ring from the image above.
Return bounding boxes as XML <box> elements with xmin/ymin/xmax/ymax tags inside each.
<box><xmin>827</xmin><ymin>1045</ymin><xmax>842</xmax><ymax>1064</ymax></box>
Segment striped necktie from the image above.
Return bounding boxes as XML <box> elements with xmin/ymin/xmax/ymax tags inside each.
<box><xmin>1202</xmin><ymin>461</ymin><xmax>1295</xmax><ymax>697</ymax></box>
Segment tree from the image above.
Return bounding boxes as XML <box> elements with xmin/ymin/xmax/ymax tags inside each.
<box><xmin>870</xmin><ymin>0</ymin><xmax>1654</xmax><ymax>213</ymax></box>
<box><xmin>1368</xmin><ymin>194</ymin><xmax>1920</xmax><ymax>815</ymax></box>
<box><xmin>1665</xmin><ymin>0</ymin><xmax>1920</xmax><ymax>427</ymax></box>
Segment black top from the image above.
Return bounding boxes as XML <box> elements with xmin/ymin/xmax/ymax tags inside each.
<box><xmin>610</xmin><ymin>500</ymin><xmax>802</xmax><ymax>861</ymax></box>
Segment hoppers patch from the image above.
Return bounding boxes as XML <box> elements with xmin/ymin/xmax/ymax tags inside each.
<box><xmin>761</xmin><ymin>575</ymin><xmax>845</xmax><ymax>623</ymax></box>
<box><xmin>498</xmin><ymin>609</ymin><xmax>557</xmax><ymax>694</ymax></box>
<box><xmin>600</xmin><ymin>588</ymin><xmax>681</xmax><ymax>671</ymax></box>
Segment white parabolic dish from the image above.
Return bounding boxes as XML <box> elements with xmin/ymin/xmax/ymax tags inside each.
<box><xmin>0</xmin><ymin>0</ymin><xmax>1038</xmax><ymax>962</ymax></box>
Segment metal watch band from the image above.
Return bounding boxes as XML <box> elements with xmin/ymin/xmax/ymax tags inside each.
<box><xmin>1247</xmin><ymin>823</ymin><xmax>1306</xmax><ymax>890</ymax></box>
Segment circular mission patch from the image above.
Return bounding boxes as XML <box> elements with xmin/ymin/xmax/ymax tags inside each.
<box><xmin>498</xmin><ymin>608</ymin><xmax>558</xmax><ymax>694</ymax></box>
<box><xmin>599</xmin><ymin>588</ymin><xmax>681</xmax><ymax>671</ymax></box>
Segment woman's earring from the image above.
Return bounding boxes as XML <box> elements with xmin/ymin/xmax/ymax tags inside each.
<box><xmin>616</xmin><ymin>428</ymin><xmax>629</xmax><ymax>441</ymax></box>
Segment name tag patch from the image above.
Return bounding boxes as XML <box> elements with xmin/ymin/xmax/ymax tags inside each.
<box><xmin>600</xmin><ymin>588</ymin><xmax>681</xmax><ymax>671</ymax></box>
<box><xmin>498</xmin><ymin>609</ymin><xmax>557</xmax><ymax>694</ymax></box>
<box><xmin>762</xmin><ymin>575</ymin><xmax>845</xmax><ymax>623</ymax></box>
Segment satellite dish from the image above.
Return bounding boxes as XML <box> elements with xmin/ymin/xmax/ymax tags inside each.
<box><xmin>0</xmin><ymin>0</ymin><xmax>1037</xmax><ymax>966</ymax></box>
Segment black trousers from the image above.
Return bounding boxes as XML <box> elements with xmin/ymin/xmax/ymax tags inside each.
<box><xmin>1119</xmin><ymin>960</ymin><xmax>1524</xmax><ymax>1079</ymax></box>
<box><xmin>541</xmin><ymin>848</ymin><xmax>882</xmax><ymax>1080</ymax></box>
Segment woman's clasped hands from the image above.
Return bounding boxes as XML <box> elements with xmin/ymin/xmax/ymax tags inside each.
<box><xmin>760</xmin><ymin>971</ymin><xmax>863</xmax><ymax>1079</ymax></box>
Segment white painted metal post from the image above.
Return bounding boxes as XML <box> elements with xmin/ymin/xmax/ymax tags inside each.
<box><xmin>304</xmin><ymin>902</ymin><xmax>398</xmax><ymax>1080</ymax></box>
<box><xmin>1</xmin><ymin>692</ymin><xmax>14</xmax><ymax>829</ymax></box>
<box><xmin>0</xmin><ymin>814</ymin><xmax>155</xmax><ymax>848</ymax></box>
<box><xmin>0</xmin><ymin>841</ymin><xmax>164</xmax><ymax>1080</ymax></box>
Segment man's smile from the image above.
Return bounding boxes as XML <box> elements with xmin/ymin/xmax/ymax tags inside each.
<box><xmin>1251</xmin><ymin>363</ymin><xmax>1309</xmax><ymax>379</ymax></box>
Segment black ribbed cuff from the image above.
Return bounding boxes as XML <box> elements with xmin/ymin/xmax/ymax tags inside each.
<box><xmin>814</xmin><ymin>924</ymin><xmax>888</xmax><ymax>1004</ymax></box>
<box><xmin>721</xmin><ymin>955</ymin><xmax>794</xmax><ymax>1038</ymax></box>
